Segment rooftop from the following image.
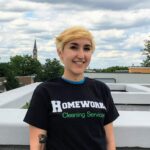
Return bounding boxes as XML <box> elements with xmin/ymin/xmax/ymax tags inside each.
<box><xmin>0</xmin><ymin>73</ymin><xmax>150</xmax><ymax>150</ymax></box>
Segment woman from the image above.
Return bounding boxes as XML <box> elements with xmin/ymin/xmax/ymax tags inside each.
<box><xmin>24</xmin><ymin>26</ymin><xmax>119</xmax><ymax>150</ymax></box>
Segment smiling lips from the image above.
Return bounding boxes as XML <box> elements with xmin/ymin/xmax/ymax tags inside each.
<box><xmin>72</xmin><ymin>60</ymin><xmax>85</xmax><ymax>65</ymax></box>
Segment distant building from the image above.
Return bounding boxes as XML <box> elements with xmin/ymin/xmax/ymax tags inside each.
<box><xmin>85</xmin><ymin>69</ymin><xmax>96</xmax><ymax>73</ymax></box>
<box><xmin>16</xmin><ymin>76</ymin><xmax>35</xmax><ymax>86</ymax></box>
<box><xmin>115</xmin><ymin>70</ymin><xmax>128</xmax><ymax>73</ymax></box>
<box><xmin>0</xmin><ymin>76</ymin><xmax>35</xmax><ymax>93</ymax></box>
<box><xmin>0</xmin><ymin>83</ymin><xmax>6</xmax><ymax>93</ymax></box>
<box><xmin>33</xmin><ymin>40</ymin><xmax>37</xmax><ymax>59</ymax></box>
<box><xmin>0</xmin><ymin>77</ymin><xmax>6</xmax><ymax>93</ymax></box>
<box><xmin>129</xmin><ymin>67</ymin><xmax>150</xmax><ymax>73</ymax></box>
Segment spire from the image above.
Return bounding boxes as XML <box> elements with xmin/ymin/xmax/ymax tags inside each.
<box><xmin>33</xmin><ymin>40</ymin><xmax>37</xmax><ymax>59</ymax></box>
<box><xmin>34</xmin><ymin>40</ymin><xmax>37</xmax><ymax>49</ymax></box>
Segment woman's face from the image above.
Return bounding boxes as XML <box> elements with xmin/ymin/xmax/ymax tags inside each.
<box><xmin>58</xmin><ymin>38</ymin><xmax>93</xmax><ymax>80</ymax></box>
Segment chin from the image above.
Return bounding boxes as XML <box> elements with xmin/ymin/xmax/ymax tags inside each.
<box><xmin>72</xmin><ymin>69</ymin><xmax>85</xmax><ymax>75</ymax></box>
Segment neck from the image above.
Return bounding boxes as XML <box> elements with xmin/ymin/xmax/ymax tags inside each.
<box><xmin>63</xmin><ymin>72</ymin><xmax>84</xmax><ymax>81</ymax></box>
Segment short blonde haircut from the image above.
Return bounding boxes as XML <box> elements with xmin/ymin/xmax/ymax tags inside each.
<box><xmin>55</xmin><ymin>26</ymin><xmax>95</xmax><ymax>51</ymax></box>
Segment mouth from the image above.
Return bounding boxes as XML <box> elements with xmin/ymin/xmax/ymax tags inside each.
<box><xmin>72</xmin><ymin>60</ymin><xmax>85</xmax><ymax>65</ymax></box>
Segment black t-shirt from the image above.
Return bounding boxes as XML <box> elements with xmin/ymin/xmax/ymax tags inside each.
<box><xmin>24</xmin><ymin>77</ymin><xmax>119</xmax><ymax>150</ymax></box>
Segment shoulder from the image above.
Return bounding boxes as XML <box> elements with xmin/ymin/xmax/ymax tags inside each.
<box><xmin>34</xmin><ymin>77</ymin><xmax>62</xmax><ymax>92</ymax></box>
<box><xmin>86</xmin><ymin>77</ymin><xmax>110</xmax><ymax>91</ymax></box>
<box><xmin>86</xmin><ymin>78</ymin><xmax>112</xmax><ymax>102</ymax></box>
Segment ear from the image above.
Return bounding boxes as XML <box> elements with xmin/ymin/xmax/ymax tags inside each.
<box><xmin>57</xmin><ymin>48</ymin><xmax>62</xmax><ymax>57</ymax></box>
<box><xmin>57</xmin><ymin>48</ymin><xmax>63</xmax><ymax>62</ymax></box>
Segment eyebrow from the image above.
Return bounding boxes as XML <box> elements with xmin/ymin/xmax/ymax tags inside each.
<box><xmin>70</xmin><ymin>42</ymin><xmax>92</xmax><ymax>47</ymax></box>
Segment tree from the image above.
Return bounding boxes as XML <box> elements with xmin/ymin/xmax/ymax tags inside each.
<box><xmin>141</xmin><ymin>39</ymin><xmax>150</xmax><ymax>67</ymax></box>
<box><xmin>37</xmin><ymin>58</ymin><xmax>64</xmax><ymax>81</ymax></box>
<box><xmin>101</xmin><ymin>66</ymin><xmax>128</xmax><ymax>73</ymax></box>
<box><xmin>0</xmin><ymin>62</ymin><xmax>19</xmax><ymax>90</ymax></box>
<box><xmin>10</xmin><ymin>55</ymin><xmax>42</xmax><ymax>76</ymax></box>
<box><xmin>5</xmin><ymin>65</ymin><xmax>20</xmax><ymax>90</ymax></box>
<box><xmin>0</xmin><ymin>63</ymin><xmax>9</xmax><ymax>77</ymax></box>
<box><xmin>0</xmin><ymin>56</ymin><xmax>63</xmax><ymax>89</ymax></box>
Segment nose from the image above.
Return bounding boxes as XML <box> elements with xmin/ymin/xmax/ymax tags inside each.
<box><xmin>77</xmin><ymin>48</ymin><xmax>84</xmax><ymax>58</ymax></box>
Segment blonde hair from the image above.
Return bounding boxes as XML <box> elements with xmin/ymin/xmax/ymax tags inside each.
<box><xmin>55</xmin><ymin>26</ymin><xmax>95</xmax><ymax>51</ymax></box>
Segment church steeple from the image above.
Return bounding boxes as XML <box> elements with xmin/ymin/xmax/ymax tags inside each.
<box><xmin>33</xmin><ymin>40</ymin><xmax>37</xmax><ymax>59</ymax></box>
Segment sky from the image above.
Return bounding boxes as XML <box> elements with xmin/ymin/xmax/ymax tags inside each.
<box><xmin>0</xmin><ymin>0</ymin><xmax>150</xmax><ymax>69</ymax></box>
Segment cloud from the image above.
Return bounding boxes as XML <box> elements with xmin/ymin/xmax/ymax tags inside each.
<box><xmin>0</xmin><ymin>11</ymin><xmax>23</xmax><ymax>22</ymax></box>
<box><xmin>0</xmin><ymin>0</ymin><xmax>41</xmax><ymax>12</ymax></box>
<box><xmin>123</xmin><ymin>32</ymin><xmax>150</xmax><ymax>50</ymax></box>
<box><xmin>94</xmin><ymin>29</ymin><xmax>126</xmax><ymax>46</ymax></box>
<box><xmin>0</xmin><ymin>0</ymin><xmax>150</xmax><ymax>68</ymax></box>
<box><xmin>96</xmin><ymin>50</ymin><xmax>127</xmax><ymax>58</ymax></box>
<box><xmin>92</xmin><ymin>9</ymin><xmax>150</xmax><ymax>30</ymax></box>
<box><xmin>90</xmin><ymin>50</ymin><xmax>144</xmax><ymax>68</ymax></box>
<box><xmin>23</xmin><ymin>0</ymin><xmax>150</xmax><ymax>10</ymax></box>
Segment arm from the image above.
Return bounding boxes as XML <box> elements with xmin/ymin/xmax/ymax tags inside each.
<box><xmin>29</xmin><ymin>125</ymin><xmax>47</xmax><ymax>150</ymax></box>
<box><xmin>104</xmin><ymin>123</ymin><xmax>116</xmax><ymax>150</ymax></box>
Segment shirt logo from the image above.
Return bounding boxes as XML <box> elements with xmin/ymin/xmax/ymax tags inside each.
<box><xmin>51</xmin><ymin>100</ymin><xmax>106</xmax><ymax>113</ymax></box>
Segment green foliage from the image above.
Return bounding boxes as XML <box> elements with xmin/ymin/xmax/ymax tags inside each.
<box><xmin>1</xmin><ymin>55</ymin><xmax>42</xmax><ymax>90</ymax></box>
<box><xmin>36</xmin><ymin>58</ymin><xmax>64</xmax><ymax>81</ymax></box>
<box><xmin>10</xmin><ymin>55</ymin><xmax>42</xmax><ymax>76</ymax></box>
<box><xmin>0</xmin><ymin>63</ymin><xmax>19</xmax><ymax>90</ymax></box>
<box><xmin>101</xmin><ymin>66</ymin><xmax>128</xmax><ymax>73</ymax></box>
<box><xmin>0</xmin><ymin>63</ymin><xmax>9</xmax><ymax>77</ymax></box>
<box><xmin>1</xmin><ymin>55</ymin><xmax>63</xmax><ymax>89</ymax></box>
<box><xmin>141</xmin><ymin>39</ymin><xmax>150</xmax><ymax>67</ymax></box>
<box><xmin>5</xmin><ymin>69</ymin><xmax>20</xmax><ymax>90</ymax></box>
<box><xmin>141</xmin><ymin>57</ymin><xmax>150</xmax><ymax>67</ymax></box>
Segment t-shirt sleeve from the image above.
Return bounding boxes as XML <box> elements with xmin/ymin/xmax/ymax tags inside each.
<box><xmin>103</xmin><ymin>84</ymin><xmax>119</xmax><ymax>125</ymax></box>
<box><xmin>23</xmin><ymin>84</ymin><xmax>49</xmax><ymax>130</ymax></box>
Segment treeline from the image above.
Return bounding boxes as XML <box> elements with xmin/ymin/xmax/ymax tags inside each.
<box><xmin>92</xmin><ymin>66</ymin><xmax>128</xmax><ymax>73</ymax></box>
<box><xmin>0</xmin><ymin>55</ymin><xmax>129</xmax><ymax>90</ymax></box>
<box><xmin>0</xmin><ymin>55</ymin><xmax>64</xmax><ymax>90</ymax></box>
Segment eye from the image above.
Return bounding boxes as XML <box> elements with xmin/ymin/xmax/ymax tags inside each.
<box><xmin>70</xmin><ymin>46</ymin><xmax>78</xmax><ymax>50</ymax></box>
<box><xmin>84</xmin><ymin>47</ymin><xmax>91</xmax><ymax>51</ymax></box>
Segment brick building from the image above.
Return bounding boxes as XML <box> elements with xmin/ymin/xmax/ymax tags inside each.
<box><xmin>128</xmin><ymin>67</ymin><xmax>150</xmax><ymax>73</ymax></box>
